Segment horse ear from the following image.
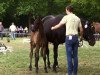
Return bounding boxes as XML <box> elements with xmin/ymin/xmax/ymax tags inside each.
<box><xmin>35</xmin><ymin>15</ymin><xmax>40</xmax><ymax>19</ymax></box>
<box><xmin>35</xmin><ymin>16</ymin><xmax>41</xmax><ymax>21</ymax></box>
<box><xmin>38</xmin><ymin>16</ymin><xmax>42</xmax><ymax>20</ymax></box>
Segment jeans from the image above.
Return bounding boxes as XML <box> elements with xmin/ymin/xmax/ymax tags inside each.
<box><xmin>0</xmin><ymin>31</ymin><xmax>3</xmax><ymax>40</ymax></box>
<box><xmin>10</xmin><ymin>31</ymin><xmax>16</xmax><ymax>40</ymax></box>
<box><xmin>65</xmin><ymin>35</ymin><xmax>79</xmax><ymax>75</ymax></box>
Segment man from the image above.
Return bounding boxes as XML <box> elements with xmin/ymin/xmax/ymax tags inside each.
<box><xmin>9</xmin><ymin>22</ymin><xmax>17</xmax><ymax>40</ymax></box>
<box><xmin>0</xmin><ymin>22</ymin><xmax>4</xmax><ymax>40</ymax></box>
<box><xmin>51</xmin><ymin>5</ymin><xmax>83</xmax><ymax>75</ymax></box>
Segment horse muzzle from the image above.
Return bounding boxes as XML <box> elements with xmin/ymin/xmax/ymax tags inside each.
<box><xmin>88</xmin><ymin>39</ymin><xmax>96</xmax><ymax>46</ymax></box>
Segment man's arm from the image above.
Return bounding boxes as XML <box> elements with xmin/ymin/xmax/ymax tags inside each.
<box><xmin>80</xmin><ymin>26</ymin><xmax>83</xmax><ymax>41</ymax></box>
<box><xmin>51</xmin><ymin>23</ymin><xmax>64</xmax><ymax>30</ymax></box>
<box><xmin>51</xmin><ymin>16</ymin><xmax>67</xmax><ymax>30</ymax></box>
<box><xmin>79</xmin><ymin>21</ymin><xmax>83</xmax><ymax>41</ymax></box>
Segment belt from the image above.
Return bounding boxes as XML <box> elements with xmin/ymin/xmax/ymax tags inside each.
<box><xmin>66</xmin><ymin>34</ymin><xmax>78</xmax><ymax>36</ymax></box>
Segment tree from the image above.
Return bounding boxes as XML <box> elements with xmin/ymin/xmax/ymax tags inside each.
<box><xmin>71</xmin><ymin>0</ymin><xmax>100</xmax><ymax>21</ymax></box>
<box><xmin>0</xmin><ymin>2</ymin><xmax>7</xmax><ymax>20</ymax></box>
<box><xmin>0</xmin><ymin>0</ymin><xmax>99</xmax><ymax>28</ymax></box>
<box><xmin>48</xmin><ymin>0</ymin><xmax>69</xmax><ymax>15</ymax></box>
<box><xmin>16</xmin><ymin>0</ymin><xmax>48</xmax><ymax>31</ymax></box>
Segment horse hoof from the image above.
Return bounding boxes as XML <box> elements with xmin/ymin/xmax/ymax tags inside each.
<box><xmin>44</xmin><ymin>68</ymin><xmax>48</xmax><ymax>73</ymax></box>
<box><xmin>56</xmin><ymin>65</ymin><xmax>60</xmax><ymax>68</ymax></box>
<box><xmin>53</xmin><ymin>68</ymin><xmax>57</xmax><ymax>73</ymax></box>
<box><xmin>35</xmin><ymin>68</ymin><xmax>39</xmax><ymax>73</ymax></box>
<box><xmin>45</xmin><ymin>70</ymin><xmax>48</xmax><ymax>73</ymax></box>
<box><xmin>29</xmin><ymin>66</ymin><xmax>32</xmax><ymax>71</ymax></box>
<box><xmin>48</xmin><ymin>66</ymin><xmax>51</xmax><ymax>69</ymax></box>
<box><xmin>29</xmin><ymin>68</ymin><xmax>32</xmax><ymax>71</ymax></box>
<box><xmin>35</xmin><ymin>70</ymin><xmax>38</xmax><ymax>73</ymax></box>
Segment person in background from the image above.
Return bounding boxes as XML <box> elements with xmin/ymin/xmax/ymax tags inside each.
<box><xmin>9</xmin><ymin>22</ymin><xmax>17</xmax><ymax>40</ymax></box>
<box><xmin>24</xmin><ymin>26</ymin><xmax>28</xmax><ymax>37</ymax></box>
<box><xmin>19</xmin><ymin>26</ymin><xmax>23</xmax><ymax>37</ymax></box>
<box><xmin>16</xmin><ymin>26</ymin><xmax>19</xmax><ymax>37</ymax></box>
<box><xmin>51</xmin><ymin>5</ymin><xmax>83</xmax><ymax>75</ymax></box>
<box><xmin>24</xmin><ymin>26</ymin><xmax>28</xmax><ymax>33</ymax></box>
<box><xmin>0</xmin><ymin>21</ymin><xmax>4</xmax><ymax>40</ymax></box>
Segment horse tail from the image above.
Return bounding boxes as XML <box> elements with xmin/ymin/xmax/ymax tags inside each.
<box><xmin>40</xmin><ymin>44</ymin><xmax>46</xmax><ymax>57</ymax></box>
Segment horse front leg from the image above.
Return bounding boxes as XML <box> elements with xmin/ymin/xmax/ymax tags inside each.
<box><xmin>35</xmin><ymin>46</ymin><xmax>40</xmax><ymax>73</ymax></box>
<box><xmin>46</xmin><ymin>42</ymin><xmax>51</xmax><ymax>69</ymax></box>
<box><xmin>42</xmin><ymin>46</ymin><xmax>48</xmax><ymax>73</ymax></box>
<box><xmin>29</xmin><ymin>43</ymin><xmax>34</xmax><ymax>71</ymax></box>
<box><xmin>53</xmin><ymin>43</ymin><xmax>59</xmax><ymax>72</ymax></box>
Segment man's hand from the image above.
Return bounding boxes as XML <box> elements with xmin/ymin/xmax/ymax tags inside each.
<box><xmin>80</xmin><ymin>37</ymin><xmax>83</xmax><ymax>42</ymax></box>
<box><xmin>51</xmin><ymin>27</ymin><xmax>55</xmax><ymax>30</ymax></box>
<box><xmin>79</xmin><ymin>37</ymin><xmax>83</xmax><ymax>47</ymax></box>
<box><xmin>51</xmin><ymin>23</ymin><xmax>63</xmax><ymax>30</ymax></box>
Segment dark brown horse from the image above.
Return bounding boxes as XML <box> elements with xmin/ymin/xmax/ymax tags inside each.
<box><xmin>29</xmin><ymin>17</ymin><xmax>48</xmax><ymax>73</ymax></box>
<box><xmin>42</xmin><ymin>14</ymin><xmax>96</xmax><ymax>72</ymax></box>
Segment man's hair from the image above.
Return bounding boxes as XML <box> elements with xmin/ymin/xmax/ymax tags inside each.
<box><xmin>66</xmin><ymin>5</ymin><xmax>73</xmax><ymax>12</ymax></box>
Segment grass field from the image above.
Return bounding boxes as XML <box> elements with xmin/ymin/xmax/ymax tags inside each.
<box><xmin>0</xmin><ymin>37</ymin><xmax>100</xmax><ymax>75</ymax></box>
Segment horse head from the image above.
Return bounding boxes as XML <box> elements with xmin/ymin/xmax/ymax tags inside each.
<box><xmin>81</xmin><ymin>19</ymin><xmax>96</xmax><ymax>46</ymax></box>
<box><xmin>32</xmin><ymin>17</ymin><xmax>43</xmax><ymax>32</ymax></box>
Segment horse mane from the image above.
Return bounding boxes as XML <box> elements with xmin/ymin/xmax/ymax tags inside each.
<box><xmin>33</xmin><ymin>17</ymin><xmax>46</xmax><ymax>39</ymax></box>
<box><xmin>39</xmin><ymin>20</ymin><xmax>46</xmax><ymax>39</ymax></box>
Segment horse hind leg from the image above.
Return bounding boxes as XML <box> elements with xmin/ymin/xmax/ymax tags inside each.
<box><xmin>42</xmin><ymin>46</ymin><xmax>48</xmax><ymax>73</ymax></box>
<box><xmin>29</xmin><ymin>44</ymin><xmax>34</xmax><ymax>71</ymax></box>
<box><xmin>53</xmin><ymin>43</ymin><xmax>59</xmax><ymax>72</ymax></box>
<box><xmin>46</xmin><ymin>43</ymin><xmax>51</xmax><ymax>69</ymax></box>
<box><xmin>34</xmin><ymin>46</ymin><xmax>40</xmax><ymax>73</ymax></box>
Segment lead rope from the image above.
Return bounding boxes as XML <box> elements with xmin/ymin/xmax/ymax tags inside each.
<box><xmin>79</xmin><ymin>40</ymin><xmax>83</xmax><ymax>47</ymax></box>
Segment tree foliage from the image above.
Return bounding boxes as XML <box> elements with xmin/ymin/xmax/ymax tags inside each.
<box><xmin>0</xmin><ymin>2</ymin><xmax>8</xmax><ymax>20</ymax></box>
<box><xmin>71</xmin><ymin>0</ymin><xmax>100</xmax><ymax>21</ymax></box>
<box><xmin>16</xmin><ymin>0</ymin><xmax>48</xmax><ymax>18</ymax></box>
<box><xmin>0</xmin><ymin>0</ymin><xmax>99</xmax><ymax>27</ymax></box>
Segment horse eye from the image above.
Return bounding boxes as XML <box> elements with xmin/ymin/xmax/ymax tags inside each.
<box><xmin>91</xmin><ymin>26</ymin><xmax>94</xmax><ymax>29</ymax></box>
<box><xmin>91</xmin><ymin>26</ymin><xmax>94</xmax><ymax>28</ymax></box>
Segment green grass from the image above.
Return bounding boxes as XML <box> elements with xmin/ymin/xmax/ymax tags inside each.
<box><xmin>0</xmin><ymin>37</ymin><xmax>100</xmax><ymax>75</ymax></box>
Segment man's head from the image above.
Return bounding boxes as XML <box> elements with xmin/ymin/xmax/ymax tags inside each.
<box><xmin>12</xmin><ymin>22</ymin><xmax>14</xmax><ymax>25</ymax></box>
<box><xmin>66</xmin><ymin>5</ymin><xmax>73</xmax><ymax>14</ymax></box>
<box><xmin>0</xmin><ymin>22</ymin><xmax>2</xmax><ymax>25</ymax></box>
